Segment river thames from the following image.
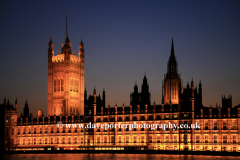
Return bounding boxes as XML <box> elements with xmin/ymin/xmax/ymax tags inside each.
<box><xmin>2</xmin><ymin>154</ymin><xmax>240</xmax><ymax>160</ymax></box>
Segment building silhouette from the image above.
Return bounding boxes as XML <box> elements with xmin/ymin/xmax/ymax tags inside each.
<box><xmin>1</xmin><ymin>32</ymin><xmax>240</xmax><ymax>152</ymax></box>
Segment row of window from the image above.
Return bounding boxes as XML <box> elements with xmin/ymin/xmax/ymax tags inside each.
<box><xmin>70</xmin><ymin>79</ymin><xmax>78</xmax><ymax>92</ymax></box>
<box><xmin>70</xmin><ymin>107</ymin><xmax>78</xmax><ymax>115</ymax></box>
<box><xmin>54</xmin><ymin>79</ymin><xmax>64</xmax><ymax>92</ymax></box>
<box><xmin>54</xmin><ymin>79</ymin><xmax>79</xmax><ymax>92</ymax></box>
<box><xmin>15</xmin><ymin>136</ymin><xmax>174</xmax><ymax>145</ymax></box>
<box><xmin>166</xmin><ymin>82</ymin><xmax>177</xmax><ymax>100</ymax></box>
<box><xmin>17</xmin><ymin>137</ymin><xmax>82</xmax><ymax>145</ymax></box>
<box><xmin>96</xmin><ymin>115</ymin><xmax>179</xmax><ymax>122</ymax></box>
<box><xmin>204</xmin><ymin>121</ymin><xmax>237</xmax><ymax>130</ymax></box>
<box><xmin>16</xmin><ymin>120</ymin><xmax>238</xmax><ymax>135</ymax></box>
<box><xmin>14</xmin><ymin>133</ymin><xmax>239</xmax><ymax>146</ymax></box>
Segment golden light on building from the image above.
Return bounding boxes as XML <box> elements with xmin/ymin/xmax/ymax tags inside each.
<box><xmin>1</xmin><ymin>30</ymin><xmax>240</xmax><ymax>153</ymax></box>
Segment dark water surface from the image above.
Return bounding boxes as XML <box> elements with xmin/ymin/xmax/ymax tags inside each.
<box><xmin>3</xmin><ymin>154</ymin><xmax>240</xmax><ymax>160</ymax></box>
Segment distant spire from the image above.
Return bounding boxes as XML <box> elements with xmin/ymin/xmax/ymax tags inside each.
<box><xmin>191</xmin><ymin>78</ymin><xmax>194</xmax><ymax>86</ymax></box>
<box><xmin>167</xmin><ymin>37</ymin><xmax>177</xmax><ymax>74</ymax></box>
<box><xmin>49</xmin><ymin>35</ymin><xmax>52</xmax><ymax>43</ymax></box>
<box><xmin>80</xmin><ymin>37</ymin><xmax>84</xmax><ymax>49</ymax></box>
<box><xmin>94</xmin><ymin>87</ymin><xmax>96</xmax><ymax>94</ymax></box>
<box><xmin>49</xmin><ymin>35</ymin><xmax>53</xmax><ymax>50</ymax></box>
<box><xmin>143</xmin><ymin>73</ymin><xmax>147</xmax><ymax>81</ymax></box>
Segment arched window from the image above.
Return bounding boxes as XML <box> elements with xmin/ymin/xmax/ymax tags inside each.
<box><xmin>70</xmin><ymin>79</ymin><xmax>73</xmax><ymax>91</ymax></box>
<box><xmin>54</xmin><ymin>80</ymin><xmax>57</xmax><ymax>92</ymax></box>
<box><xmin>61</xmin><ymin>79</ymin><xmax>64</xmax><ymax>91</ymax></box>
<box><xmin>73</xmin><ymin>79</ymin><xmax>75</xmax><ymax>92</ymax></box>
<box><xmin>58</xmin><ymin>79</ymin><xmax>60</xmax><ymax>91</ymax></box>
<box><xmin>76</xmin><ymin>80</ymin><xmax>78</xmax><ymax>92</ymax></box>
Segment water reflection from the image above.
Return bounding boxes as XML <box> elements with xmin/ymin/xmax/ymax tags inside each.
<box><xmin>3</xmin><ymin>154</ymin><xmax>240</xmax><ymax>160</ymax></box>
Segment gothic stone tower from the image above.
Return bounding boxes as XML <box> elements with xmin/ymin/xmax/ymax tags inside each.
<box><xmin>47</xmin><ymin>24</ymin><xmax>85</xmax><ymax>116</ymax></box>
<box><xmin>163</xmin><ymin>38</ymin><xmax>181</xmax><ymax>104</ymax></box>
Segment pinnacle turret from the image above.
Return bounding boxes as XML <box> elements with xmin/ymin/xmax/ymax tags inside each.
<box><xmin>167</xmin><ymin>37</ymin><xmax>178</xmax><ymax>74</ymax></box>
<box><xmin>80</xmin><ymin>37</ymin><xmax>84</xmax><ymax>49</ymax></box>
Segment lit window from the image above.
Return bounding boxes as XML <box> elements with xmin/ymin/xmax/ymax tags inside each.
<box><xmin>61</xmin><ymin>79</ymin><xmax>64</xmax><ymax>91</ymax></box>
<box><xmin>232</xmin><ymin>121</ymin><xmax>237</xmax><ymax>130</ymax></box>
<box><xmin>58</xmin><ymin>79</ymin><xmax>60</xmax><ymax>91</ymax></box>
<box><xmin>70</xmin><ymin>79</ymin><xmax>72</xmax><ymax>91</ymax></box>
<box><xmin>54</xmin><ymin>80</ymin><xmax>57</xmax><ymax>92</ymax></box>
<box><xmin>73</xmin><ymin>80</ymin><xmax>75</xmax><ymax>92</ymax></box>
<box><xmin>76</xmin><ymin>80</ymin><xmax>78</xmax><ymax>92</ymax></box>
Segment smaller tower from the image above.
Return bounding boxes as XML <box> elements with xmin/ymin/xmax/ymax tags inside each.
<box><xmin>23</xmin><ymin>100</ymin><xmax>29</xmax><ymax>118</ymax></box>
<box><xmin>222</xmin><ymin>95</ymin><xmax>232</xmax><ymax>110</ymax></box>
<box><xmin>78</xmin><ymin>37</ymin><xmax>85</xmax><ymax>116</ymax></box>
<box><xmin>84</xmin><ymin>88</ymin><xmax>87</xmax><ymax>105</ymax></box>
<box><xmin>15</xmin><ymin>98</ymin><xmax>18</xmax><ymax>112</ymax></box>
<box><xmin>48</xmin><ymin>36</ymin><xmax>54</xmax><ymax>58</ymax></box>
<box><xmin>140</xmin><ymin>74</ymin><xmax>151</xmax><ymax>108</ymax></box>
<box><xmin>190</xmin><ymin>79</ymin><xmax>195</xmax><ymax>112</ymax></box>
<box><xmin>191</xmin><ymin>79</ymin><xmax>194</xmax><ymax>97</ymax></box>
<box><xmin>102</xmin><ymin>89</ymin><xmax>106</xmax><ymax>108</ymax></box>
<box><xmin>130</xmin><ymin>83</ymin><xmax>140</xmax><ymax>109</ymax></box>
<box><xmin>198</xmin><ymin>80</ymin><xmax>202</xmax><ymax>106</ymax></box>
<box><xmin>47</xmin><ymin>36</ymin><xmax>54</xmax><ymax>116</ymax></box>
<box><xmin>93</xmin><ymin>87</ymin><xmax>97</xmax><ymax>116</ymax></box>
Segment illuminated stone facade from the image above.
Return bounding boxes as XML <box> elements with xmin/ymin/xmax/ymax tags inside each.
<box><xmin>47</xmin><ymin>33</ymin><xmax>85</xmax><ymax>116</ymax></box>
<box><xmin>1</xmin><ymin>39</ymin><xmax>240</xmax><ymax>152</ymax></box>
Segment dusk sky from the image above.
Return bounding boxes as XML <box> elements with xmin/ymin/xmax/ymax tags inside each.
<box><xmin>0</xmin><ymin>0</ymin><xmax>240</xmax><ymax>117</ymax></box>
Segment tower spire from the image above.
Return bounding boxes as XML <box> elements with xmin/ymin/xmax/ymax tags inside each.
<box><xmin>66</xmin><ymin>12</ymin><xmax>68</xmax><ymax>38</ymax></box>
<box><xmin>171</xmin><ymin>36</ymin><xmax>175</xmax><ymax>57</ymax></box>
<box><xmin>64</xmin><ymin>13</ymin><xmax>70</xmax><ymax>47</ymax></box>
<box><xmin>48</xmin><ymin>35</ymin><xmax>53</xmax><ymax>50</ymax></box>
<box><xmin>163</xmin><ymin>38</ymin><xmax>181</xmax><ymax>105</ymax></box>
<box><xmin>50</xmin><ymin>35</ymin><xmax>52</xmax><ymax>43</ymax></box>
<box><xmin>167</xmin><ymin>37</ymin><xmax>177</xmax><ymax>74</ymax></box>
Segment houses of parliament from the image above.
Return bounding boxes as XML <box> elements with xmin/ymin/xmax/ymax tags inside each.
<box><xmin>1</xmin><ymin>29</ymin><xmax>240</xmax><ymax>152</ymax></box>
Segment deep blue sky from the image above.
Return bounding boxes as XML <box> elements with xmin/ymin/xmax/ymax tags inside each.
<box><xmin>0</xmin><ymin>0</ymin><xmax>240</xmax><ymax>117</ymax></box>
